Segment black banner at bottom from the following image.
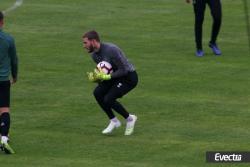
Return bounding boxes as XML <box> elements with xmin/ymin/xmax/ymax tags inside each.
<box><xmin>206</xmin><ymin>151</ymin><xmax>250</xmax><ymax>163</ymax></box>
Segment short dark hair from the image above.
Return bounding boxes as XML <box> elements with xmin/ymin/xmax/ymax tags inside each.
<box><xmin>0</xmin><ymin>11</ymin><xmax>4</xmax><ymax>21</ymax></box>
<box><xmin>83</xmin><ymin>30</ymin><xmax>100</xmax><ymax>42</ymax></box>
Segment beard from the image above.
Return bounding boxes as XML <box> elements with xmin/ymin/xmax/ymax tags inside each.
<box><xmin>87</xmin><ymin>44</ymin><xmax>95</xmax><ymax>53</ymax></box>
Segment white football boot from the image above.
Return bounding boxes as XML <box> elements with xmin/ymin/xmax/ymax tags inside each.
<box><xmin>125</xmin><ymin>115</ymin><xmax>137</xmax><ymax>135</ymax></box>
<box><xmin>102</xmin><ymin>119</ymin><xmax>121</xmax><ymax>134</ymax></box>
<box><xmin>1</xmin><ymin>136</ymin><xmax>15</xmax><ymax>154</ymax></box>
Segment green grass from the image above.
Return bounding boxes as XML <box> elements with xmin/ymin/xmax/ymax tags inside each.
<box><xmin>0</xmin><ymin>0</ymin><xmax>250</xmax><ymax>166</ymax></box>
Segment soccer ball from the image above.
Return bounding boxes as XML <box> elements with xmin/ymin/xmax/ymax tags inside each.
<box><xmin>97</xmin><ymin>61</ymin><xmax>113</xmax><ymax>74</ymax></box>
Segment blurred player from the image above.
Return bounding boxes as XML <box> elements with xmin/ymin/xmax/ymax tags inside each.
<box><xmin>0</xmin><ymin>11</ymin><xmax>18</xmax><ymax>154</ymax></box>
<box><xmin>186</xmin><ymin>0</ymin><xmax>222</xmax><ymax>56</ymax></box>
<box><xmin>82</xmin><ymin>30</ymin><xmax>138</xmax><ymax>135</ymax></box>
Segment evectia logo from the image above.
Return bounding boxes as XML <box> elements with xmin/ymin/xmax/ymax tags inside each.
<box><xmin>215</xmin><ymin>153</ymin><xmax>242</xmax><ymax>162</ymax></box>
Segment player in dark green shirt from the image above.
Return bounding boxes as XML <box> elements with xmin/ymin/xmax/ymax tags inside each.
<box><xmin>0</xmin><ymin>11</ymin><xmax>18</xmax><ymax>154</ymax></box>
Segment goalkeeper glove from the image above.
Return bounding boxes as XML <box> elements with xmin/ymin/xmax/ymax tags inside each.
<box><xmin>94</xmin><ymin>68</ymin><xmax>111</xmax><ymax>81</ymax></box>
<box><xmin>87</xmin><ymin>72</ymin><xmax>99</xmax><ymax>82</ymax></box>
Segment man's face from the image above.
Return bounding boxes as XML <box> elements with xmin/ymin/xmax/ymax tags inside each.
<box><xmin>0</xmin><ymin>19</ymin><xmax>3</xmax><ymax>28</ymax></box>
<box><xmin>83</xmin><ymin>37</ymin><xmax>95</xmax><ymax>53</ymax></box>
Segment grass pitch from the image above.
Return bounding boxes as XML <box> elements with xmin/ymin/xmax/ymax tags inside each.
<box><xmin>0</xmin><ymin>0</ymin><xmax>250</xmax><ymax>166</ymax></box>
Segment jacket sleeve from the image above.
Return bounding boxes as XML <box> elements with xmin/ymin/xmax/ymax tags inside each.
<box><xmin>110</xmin><ymin>48</ymin><xmax>129</xmax><ymax>78</ymax></box>
<box><xmin>8</xmin><ymin>37</ymin><xmax>18</xmax><ymax>79</ymax></box>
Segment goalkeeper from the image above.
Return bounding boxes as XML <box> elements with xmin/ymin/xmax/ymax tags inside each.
<box><xmin>82</xmin><ymin>30</ymin><xmax>138</xmax><ymax>135</ymax></box>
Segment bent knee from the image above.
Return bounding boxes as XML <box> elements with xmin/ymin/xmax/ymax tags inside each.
<box><xmin>103</xmin><ymin>96</ymin><xmax>115</xmax><ymax>107</ymax></box>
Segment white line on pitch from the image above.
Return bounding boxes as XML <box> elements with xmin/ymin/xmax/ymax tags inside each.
<box><xmin>3</xmin><ymin>0</ymin><xmax>23</xmax><ymax>15</ymax></box>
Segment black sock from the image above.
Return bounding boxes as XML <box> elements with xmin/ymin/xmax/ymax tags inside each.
<box><xmin>0</xmin><ymin>115</ymin><xmax>1</xmax><ymax>133</ymax></box>
<box><xmin>0</xmin><ymin>113</ymin><xmax>10</xmax><ymax>136</ymax></box>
